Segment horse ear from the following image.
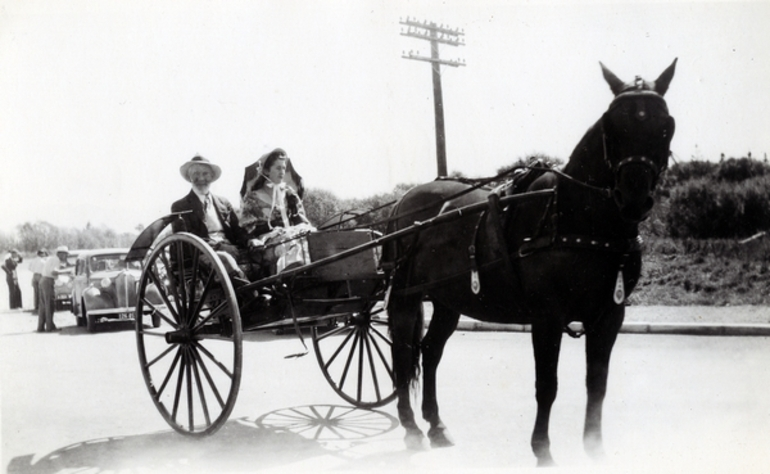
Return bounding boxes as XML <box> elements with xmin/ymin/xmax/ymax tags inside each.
<box><xmin>654</xmin><ymin>58</ymin><xmax>678</xmax><ymax>96</ymax></box>
<box><xmin>600</xmin><ymin>62</ymin><xmax>626</xmax><ymax>96</ymax></box>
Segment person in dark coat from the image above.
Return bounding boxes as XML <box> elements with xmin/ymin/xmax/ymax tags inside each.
<box><xmin>171</xmin><ymin>155</ymin><xmax>249</xmax><ymax>283</ymax></box>
<box><xmin>3</xmin><ymin>249</ymin><xmax>23</xmax><ymax>309</ymax></box>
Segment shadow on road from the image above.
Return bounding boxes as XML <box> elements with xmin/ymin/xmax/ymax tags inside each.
<box><xmin>7</xmin><ymin>405</ymin><xmax>400</xmax><ymax>474</ymax></box>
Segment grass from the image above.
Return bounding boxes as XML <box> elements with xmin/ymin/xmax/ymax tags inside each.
<box><xmin>628</xmin><ymin>236</ymin><xmax>770</xmax><ymax>306</ymax></box>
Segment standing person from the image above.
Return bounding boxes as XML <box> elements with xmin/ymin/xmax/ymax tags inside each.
<box><xmin>39</xmin><ymin>246</ymin><xmax>68</xmax><ymax>332</ymax></box>
<box><xmin>29</xmin><ymin>249</ymin><xmax>47</xmax><ymax>315</ymax></box>
<box><xmin>171</xmin><ymin>155</ymin><xmax>250</xmax><ymax>284</ymax></box>
<box><xmin>240</xmin><ymin>148</ymin><xmax>314</xmax><ymax>274</ymax></box>
<box><xmin>3</xmin><ymin>249</ymin><xmax>23</xmax><ymax>310</ymax></box>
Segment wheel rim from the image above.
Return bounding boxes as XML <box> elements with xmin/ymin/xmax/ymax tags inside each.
<box><xmin>135</xmin><ymin>233</ymin><xmax>242</xmax><ymax>436</ymax></box>
<box><xmin>311</xmin><ymin>305</ymin><xmax>395</xmax><ymax>408</ymax></box>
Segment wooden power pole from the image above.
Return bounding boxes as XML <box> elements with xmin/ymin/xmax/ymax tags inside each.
<box><xmin>400</xmin><ymin>17</ymin><xmax>465</xmax><ymax>177</ymax></box>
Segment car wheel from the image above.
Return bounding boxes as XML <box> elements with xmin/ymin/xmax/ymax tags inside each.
<box><xmin>86</xmin><ymin>313</ymin><xmax>96</xmax><ymax>333</ymax></box>
<box><xmin>77</xmin><ymin>299</ymin><xmax>87</xmax><ymax>327</ymax></box>
<box><xmin>83</xmin><ymin>302</ymin><xmax>96</xmax><ymax>333</ymax></box>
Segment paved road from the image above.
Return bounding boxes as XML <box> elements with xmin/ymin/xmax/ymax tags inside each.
<box><xmin>2</xmin><ymin>309</ymin><xmax>770</xmax><ymax>474</ymax></box>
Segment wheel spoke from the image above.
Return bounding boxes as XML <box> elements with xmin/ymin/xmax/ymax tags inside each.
<box><xmin>190</xmin><ymin>344</ymin><xmax>226</xmax><ymax>409</ymax></box>
<box><xmin>185</xmin><ymin>347</ymin><xmax>194</xmax><ymax>430</ymax></box>
<box><xmin>189</xmin><ymin>270</ymin><xmax>217</xmax><ymax>328</ymax></box>
<box><xmin>191</xmin><ymin>299</ymin><xmax>230</xmax><ymax>333</ymax></box>
<box><xmin>190</xmin><ymin>348</ymin><xmax>211</xmax><ymax>427</ymax></box>
<box><xmin>362</xmin><ymin>329</ymin><xmax>382</xmax><ymax>401</ymax></box>
<box><xmin>194</xmin><ymin>340</ymin><xmax>235</xmax><ymax>380</ymax></box>
<box><xmin>366</xmin><ymin>327</ymin><xmax>393</xmax><ymax>380</ymax></box>
<box><xmin>170</xmin><ymin>350</ymin><xmax>186</xmax><ymax>423</ymax></box>
<box><xmin>368</xmin><ymin>323</ymin><xmax>392</xmax><ymax>347</ymax></box>
<box><xmin>313</xmin><ymin>322</ymin><xmax>350</xmax><ymax>342</ymax></box>
<box><xmin>176</xmin><ymin>243</ymin><xmax>190</xmax><ymax>324</ymax></box>
<box><xmin>189</xmin><ymin>249</ymin><xmax>201</xmax><ymax>304</ymax></box>
<box><xmin>158</xmin><ymin>251</ymin><xmax>184</xmax><ymax>323</ymax></box>
<box><xmin>145</xmin><ymin>344</ymin><xmax>177</xmax><ymax>370</ymax></box>
<box><xmin>157</xmin><ymin>348</ymin><xmax>183</xmax><ymax>398</ymax></box>
<box><xmin>357</xmin><ymin>327</ymin><xmax>365</xmax><ymax>400</ymax></box>
<box><xmin>146</xmin><ymin>267</ymin><xmax>181</xmax><ymax>326</ymax></box>
<box><xmin>338</xmin><ymin>330</ymin><xmax>360</xmax><ymax>391</ymax></box>
<box><xmin>141</xmin><ymin>299</ymin><xmax>177</xmax><ymax>328</ymax></box>
<box><xmin>322</xmin><ymin>327</ymin><xmax>356</xmax><ymax>370</ymax></box>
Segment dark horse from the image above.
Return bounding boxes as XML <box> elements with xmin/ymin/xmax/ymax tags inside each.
<box><xmin>383</xmin><ymin>59</ymin><xmax>677</xmax><ymax>466</ymax></box>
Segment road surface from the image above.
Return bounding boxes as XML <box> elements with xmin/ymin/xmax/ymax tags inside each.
<box><xmin>1</xmin><ymin>308</ymin><xmax>769</xmax><ymax>473</ymax></box>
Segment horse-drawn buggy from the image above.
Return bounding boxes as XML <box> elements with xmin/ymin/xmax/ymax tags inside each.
<box><xmin>127</xmin><ymin>59</ymin><xmax>677</xmax><ymax>466</ymax></box>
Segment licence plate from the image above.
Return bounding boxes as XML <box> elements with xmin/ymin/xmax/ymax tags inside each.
<box><xmin>119</xmin><ymin>313</ymin><xmax>133</xmax><ymax>320</ymax></box>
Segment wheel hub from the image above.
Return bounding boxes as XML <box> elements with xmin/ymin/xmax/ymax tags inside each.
<box><xmin>164</xmin><ymin>328</ymin><xmax>197</xmax><ymax>344</ymax></box>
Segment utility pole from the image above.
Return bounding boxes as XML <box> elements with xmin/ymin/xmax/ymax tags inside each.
<box><xmin>400</xmin><ymin>17</ymin><xmax>465</xmax><ymax>177</ymax></box>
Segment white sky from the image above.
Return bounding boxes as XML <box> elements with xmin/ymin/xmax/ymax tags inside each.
<box><xmin>1</xmin><ymin>0</ymin><xmax>769</xmax><ymax>233</ymax></box>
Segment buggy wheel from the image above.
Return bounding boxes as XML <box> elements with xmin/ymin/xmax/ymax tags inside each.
<box><xmin>311</xmin><ymin>305</ymin><xmax>395</xmax><ymax>408</ymax></box>
<box><xmin>135</xmin><ymin>232</ymin><xmax>243</xmax><ymax>437</ymax></box>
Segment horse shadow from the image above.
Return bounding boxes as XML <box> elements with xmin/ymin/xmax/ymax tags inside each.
<box><xmin>7</xmin><ymin>404</ymin><xmax>400</xmax><ymax>474</ymax></box>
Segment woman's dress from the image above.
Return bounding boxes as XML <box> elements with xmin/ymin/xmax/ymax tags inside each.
<box><xmin>241</xmin><ymin>182</ymin><xmax>313</xmax><ymax>274</ymax></box>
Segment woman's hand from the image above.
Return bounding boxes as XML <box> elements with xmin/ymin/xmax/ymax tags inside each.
<box><xmin>248</xmin><ymin>238</ymin><xmax>266</xmax><ymax>249</ymax></box>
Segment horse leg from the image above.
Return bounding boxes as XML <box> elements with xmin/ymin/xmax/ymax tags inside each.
<box><xmin>583</xmin><ymin>305</ymin><xmax>624</xmax><ymax>460</ymax></box>
<box><xmin>530</xmin><ymin>321</ymin><xmax>564</xmax><ymax>467</ymax></box>
<box><xmin>420</xmin><ymin>301</ymin><xmax>460</xmax><ymax>448</ymax></box>
<box><xmin>389</xmin><ymin>292</ymin><xmax>428</xmax><ymax>450</ymax></box>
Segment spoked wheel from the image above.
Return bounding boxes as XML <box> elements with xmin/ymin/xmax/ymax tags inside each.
<box><xmin>311</xmin><ymin>304</ymin><xmax>395</xmax><ymax>408</ymax></box>
<box><xmin>135</xmin><ymin>232</ymin><xmax>243</xmax><ymax>436</ymax></box>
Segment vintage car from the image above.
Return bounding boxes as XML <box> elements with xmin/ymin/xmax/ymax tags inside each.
<box><xmin>71</xmin><ymin>248</ymin><xmax>162</xmax><ymax>332</ymax></box>
<box><xmin>53</xmin><ymin>250</ymin><xmax>80</xmax><ymax>311</ymax></box>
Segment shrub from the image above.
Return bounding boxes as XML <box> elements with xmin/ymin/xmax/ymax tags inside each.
<box><xmin>665</xmin><ymin>176</ymin><xmax>770</xmax><ymax>238</ymax></box>
<box><xmin>715</xmin><ymin>157</ymin><xmax>770</xmax><ymax>182</ymax></box>
<box><xmin>659</xmin><ymin>157</ymin><xmax>770</xmax><ymax>239</ymax></box>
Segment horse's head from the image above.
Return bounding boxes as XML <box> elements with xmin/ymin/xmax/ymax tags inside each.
<box><xmin>599</xmin><ymin>59</ymin><xmax>677</xmax><ymax>222</ymax></box>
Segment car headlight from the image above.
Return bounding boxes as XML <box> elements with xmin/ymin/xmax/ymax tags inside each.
<box><xmin>100</xmin><ymin>277</ymin><xmax>112</xmax><ymax>289</ymax></box>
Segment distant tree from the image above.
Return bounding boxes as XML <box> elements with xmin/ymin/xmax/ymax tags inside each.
<box><xmin>495</xmin><ymin>153</ymin><xmax>564</xmax><ymax>176</ymax></box>
<box><xmin>12</xmin><ymin>221</ymin><xmax>138</xmax><ymax>252</ymax></box>
<box><xmin>303</xmin><ymin>187</ymin><xmax>345</xmax><ymax>228</ymax></box>
<box><xmin>17</xmin><ymin>221</ymin><xmax>61</xmax><ymax>253</ymax></box>
<box><xmin>0</xmin><ymin>230</ymin><xmax>18</xmax><ymax>253</ymax></box>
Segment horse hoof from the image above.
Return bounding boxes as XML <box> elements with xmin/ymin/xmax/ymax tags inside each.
<box><xmin>536</xmin><ymin>455</ymin><xmax>556</xmax><ymax>467</ymax></box>
<box><xmin>584</xmin><ymin>435</ymin><xmax>606</xmax><ymax>461</ymax></box>
<box><xmin>404</xmin><ymin>431</ymin><xmax>428</xmax><ymax>451</ymax></box>
<box><xmin>428</xmin><ymin>427</ymin><xmax>455</xmax><ymax>448</ymax></box>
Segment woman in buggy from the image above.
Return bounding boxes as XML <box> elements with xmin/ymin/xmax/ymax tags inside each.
<box><xmin>240</xmin><ymin>148</ymin><xmax>315</xmax><ymax>277</ymax></box>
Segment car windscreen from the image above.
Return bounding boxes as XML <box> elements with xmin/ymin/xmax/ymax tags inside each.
<box><xmin>89</xmin><ymin>254</ymin><xmax>141</xmax><ymax>272</ymax></box>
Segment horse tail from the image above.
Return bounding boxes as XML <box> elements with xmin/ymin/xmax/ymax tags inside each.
<box><xmin>383</xmin><ymin>184</ymin><xmax>429</xmax><ymax>388</ymax></box>
<box><xmin>387</xmin><ymin>290</ymin><xmax>425</xmax><ymax>388</ymax></box>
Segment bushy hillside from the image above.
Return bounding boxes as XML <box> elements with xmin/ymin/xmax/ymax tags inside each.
<box><xmin>629</xmin><ymin>237</ymin><xmax>770</xmax><ymax>306</ymax></box>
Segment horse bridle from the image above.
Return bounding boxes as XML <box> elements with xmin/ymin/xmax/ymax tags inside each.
<box><xmin>601</xmin><ymin>90</ymin><xmax>671</xmax><ymax>189</ymax></box>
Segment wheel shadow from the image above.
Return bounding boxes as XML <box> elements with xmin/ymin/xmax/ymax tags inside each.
<box><xmin>7</xmin><ymin>405</ymin><xmax>400</xmax><ymax>474</ymax></box>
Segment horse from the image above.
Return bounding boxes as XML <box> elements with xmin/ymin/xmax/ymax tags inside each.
<box><xmin>382</xmin><ymin>59</ymin><xmax>677</xmax><ymax>466</ymax></box>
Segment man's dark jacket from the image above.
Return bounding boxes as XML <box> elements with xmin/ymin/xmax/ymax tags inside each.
<box><xmin>171</xmin><ymin>190</ymin><xmax>247</xmax><ymax>247</ymax></box>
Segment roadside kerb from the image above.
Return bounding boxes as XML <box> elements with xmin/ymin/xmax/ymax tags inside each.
<box><xmin>448</xmin><ymin>319</ymin><xmax>770</xmax><ymax>336</ymax></box>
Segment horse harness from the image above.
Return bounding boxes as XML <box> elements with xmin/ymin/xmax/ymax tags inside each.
<box><xmin>464</xmin><ymin>163</ymin><xmax>644</xmax><ymax>337</ymax></box>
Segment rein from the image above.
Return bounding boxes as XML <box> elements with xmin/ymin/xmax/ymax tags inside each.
<box><xmin>323</xmin><ymin>166</ymin><xmax>527</xmax><ymax>233</ymax></box>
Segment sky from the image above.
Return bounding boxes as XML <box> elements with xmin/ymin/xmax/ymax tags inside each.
<box><xmin>1</xmin><ymin>0</ymin><xmax>769</xmax><ymax>234</ymax></box>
